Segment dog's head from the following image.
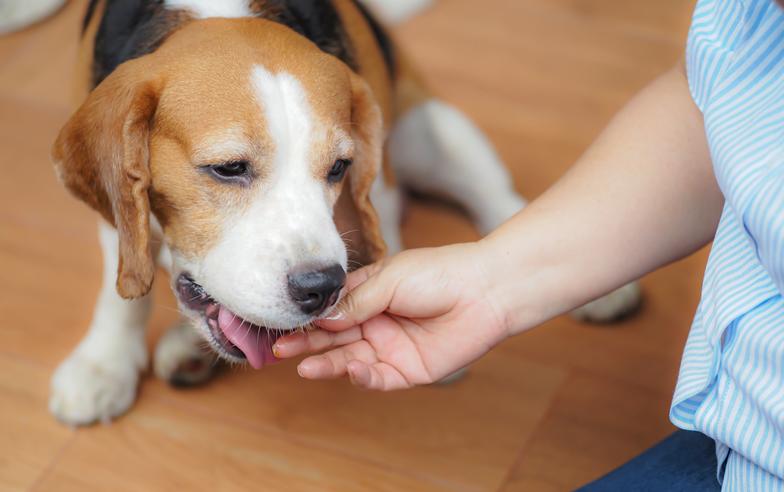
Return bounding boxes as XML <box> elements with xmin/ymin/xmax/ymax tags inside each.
<box><xmin>52</xmin><ymin>19</ymin><xmax>387</xmax><ymax>367</ymax></box>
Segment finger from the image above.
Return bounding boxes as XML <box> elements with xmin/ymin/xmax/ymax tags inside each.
<box><xmin>345</xmin><ymin>262</ymin><xmax>382</xmax><ymax>290</ymax></box>
<box><xmin>346</xmin><ymin>360</ymin><xmax>411</xmax><ymax>391</ymax></box>
<box><xmin>318</xmin><ymin>263</ymin><xmax>397</xmax><ymax>331</ymax></box>
<box><xmin>297</xmin><ymin>354</ymin><xmax>344</xmax><ymax>380</ymax></box>
<box><xmin>273</xmin><ymin>327</ymin><xmax>361</xmax><ymax>358</ymax></box>
<box><xmin>317</xmin><ymin>263</ymin><xmax>381</xmax><ymax>331</ymax></box>
<box><xmin>297</xmin><ymin>341</ymin><xmax>378</xmax><ymax>380</ymax></box>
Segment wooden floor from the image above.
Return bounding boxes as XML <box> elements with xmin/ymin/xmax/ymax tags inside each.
<box><xmin>0</xmin><ymin>1</ymin><xmax>702</xmax><ymax>491</ymax></box>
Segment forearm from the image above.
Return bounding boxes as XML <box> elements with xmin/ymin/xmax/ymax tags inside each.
<box><xmin>480</xmin><ymin>63</ymin><xmax>723</xmax><ymax>335</ymax></box>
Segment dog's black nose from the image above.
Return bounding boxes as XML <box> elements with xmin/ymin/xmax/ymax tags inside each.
<box><xmin>287</xmin><ymin>264</ymin><xmax>346</xmax><ymax>315</ymax></box>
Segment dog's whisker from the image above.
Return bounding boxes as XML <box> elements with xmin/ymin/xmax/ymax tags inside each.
<box><xmin>210</xmin><ymin>352</ymin><xmax>221</xmax><ymax>369</ymax></box>
<box><xmin>240</xmin><ymin>320</ymin><xmax>251</xmax><ymax>344</ymax></box>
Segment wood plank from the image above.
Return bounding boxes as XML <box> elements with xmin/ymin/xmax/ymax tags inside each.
<box><xmin>500</xmin><ymin>372</ymin><xmax>677</xmax><ymax>491</ymax></box>
<box><xmin>141</xmin><ymin>350</ymin><xmax>568</xmax><ymax>491</ymax></box>
<box><xmin>0</xmin><ymin>357</ymin><xmax>73</xmax><ymax>492</ymax></box>
<box><xmin>33</xmin><ymin>397</ymin><xmax>457</xmax><ymax>492</ymax></box>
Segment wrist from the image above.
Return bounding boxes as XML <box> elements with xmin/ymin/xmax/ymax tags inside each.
<box><xmin>477</xmin><ymin>226</ymin><xmax>562</xmax><ymax>338</ymax></box>
<box><xmin>474</xmin><ymin>236</ymin><xmax>529</xmax><ymax>339</ymax></box>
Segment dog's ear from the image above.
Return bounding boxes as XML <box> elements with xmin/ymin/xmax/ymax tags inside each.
<box><xmin>345</xmin><ymin>73</ymin><xmax>387</xmax><ymax>263</ymax></box>
<box><xmin>53</xmin><ymin>58</ymin><xmax>162</xmax><ymax>299</ymax></box>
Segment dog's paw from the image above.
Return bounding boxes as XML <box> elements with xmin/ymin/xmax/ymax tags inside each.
<box><xmin>49</xmin><ymin>352</ymin><xmax>142</xmax><ymax>426</ymax></box>
<box><xmin>154</xmin><ymin>322</ymin><xmax>217</xmax><ymax>388</ymax></box>
<box><xmin>358</xmin><ymin>0</ymin><xmax>433</xmax><ymax>24</ymax></box>
<box><xmin>0</xmin><ymin>0</ymin><xmax>66</xmax><ymax>34</ymax></box>
<box><xmin>571</xmin><ymin>282</ymin><xmax>642</xmax><ymax>323</ymax></box>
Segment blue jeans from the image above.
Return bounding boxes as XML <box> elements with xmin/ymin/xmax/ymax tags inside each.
<box><xmin>577</xmin><ymin>431</ymin><xmax>721</xmax><ymax>491</ymax></box>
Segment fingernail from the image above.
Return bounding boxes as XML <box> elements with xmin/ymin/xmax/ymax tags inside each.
<box><xmin>297</xmin><ymin>361</ymin><xmax>312</xmax><ymax>378</ymax></box>
<box><xmin>324</xmin><ymin>310</ymin><xmax>345</xmax><ymax>321</ymax></box>
<box><xmin>272</xmin><ymin>344</ymin><xmax>281</xmax><ymax>358</ymax></box>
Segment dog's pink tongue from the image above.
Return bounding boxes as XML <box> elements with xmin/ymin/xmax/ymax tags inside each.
<box><xmin>217</xmin><ymin>305</ymin><xmax>275</xmax><ymax>369</ymax></box>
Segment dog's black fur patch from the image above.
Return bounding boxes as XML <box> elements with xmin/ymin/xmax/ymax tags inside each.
<box><xmin>265</xmin><ymin>0</ymin><xmax>357</xmax><ymax>71</ymax></box>
<box><xmin>82</xmin><ymin>0</ymin><xmax>100</xmax><ymax>32</ymax></box>
<box><xmin>86</xmin><ymin>0</ymin><xmax>177</xmax><ymax>87</ymax></box>
<box><xmin>82</xmin><ymin>0</ymin><xmax>395</xmax><ymax>88</ymax></box>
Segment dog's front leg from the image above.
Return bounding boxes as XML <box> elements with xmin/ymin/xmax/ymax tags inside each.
<box><xmin>49</xmin><ymin>221</ymin><xmax>151</xmax><ymax>426</ymax></box>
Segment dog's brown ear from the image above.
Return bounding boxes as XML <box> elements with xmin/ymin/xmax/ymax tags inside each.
<box><xmin>53</xmin><ymin>58</ymin><xmax>161</xmax><ymax>299</ymax></box>
<box><xmin>346</xmin><ymin>73</ymin><xmax>387</xmax><ymax>263</ymax></box>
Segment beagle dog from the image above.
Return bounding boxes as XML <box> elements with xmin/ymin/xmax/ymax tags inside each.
<box><xmin>49</xmin><ymin>0</ymin><xmax>640</xmax><ymax>426</ymax></box>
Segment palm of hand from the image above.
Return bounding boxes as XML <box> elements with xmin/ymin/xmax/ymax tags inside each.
<box><xmin>313</xmin><ymin>252</ymin><xmax>507</xmax><ymax>390</ymax></box>
<box><xmin>350</xmin><ymin>294</ymin><xmax>506</xmax><ymax>389</ymax></box>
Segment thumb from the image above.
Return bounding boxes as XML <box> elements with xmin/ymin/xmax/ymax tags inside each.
<box><xmin>318</xmin><ymin>261</ymin><xmax>396</xmax><ymax>331</ymax></box>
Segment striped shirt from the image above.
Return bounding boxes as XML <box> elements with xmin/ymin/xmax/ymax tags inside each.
<box><xmin>670</xmin><ymin>0</ymin><xmax>784</xmax><ymax>489</ymax></box>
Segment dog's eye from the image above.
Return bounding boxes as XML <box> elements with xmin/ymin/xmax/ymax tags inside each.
<box><xmin>205</xmin><ymin>161</ymin><xmax>252</xmax><ymax>184</ymax></box>
<box><xmin>327</xmin><ymin>159</ymin><xmax>352</xmax><ymax>184</ymax></box>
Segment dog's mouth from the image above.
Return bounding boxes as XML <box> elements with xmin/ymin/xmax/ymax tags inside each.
<box><xmin>175</xmin><ymin>274</ymin><xmax>293</xmax><ymax>369</ymax></box>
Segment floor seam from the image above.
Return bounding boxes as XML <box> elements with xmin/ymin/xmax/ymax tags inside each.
<box><xmin>494</xmin><ymin>370</ymin><xmax>573</xmax><ymax>492</ymax></box>
<box><xmin>151</xmin><ymin>392</ymin><xmax>481</xmax><ymax>492</ymax></box>
<box><xmin>26</xmin><ymin>432</ymin><xmax>77</xmax><ymax>492</ymax></box>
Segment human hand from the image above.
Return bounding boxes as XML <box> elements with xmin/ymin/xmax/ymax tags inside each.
<box><xmin>273</xmin><ymin>243</ymin><xmax>510</xmax><ymax>390</ymax></box>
